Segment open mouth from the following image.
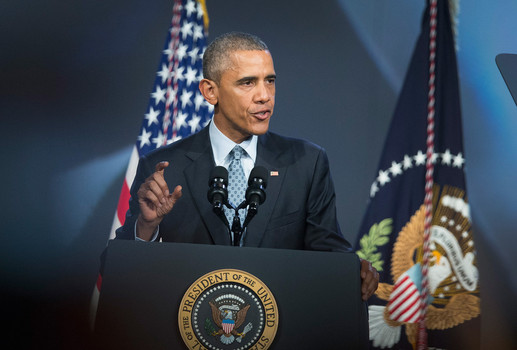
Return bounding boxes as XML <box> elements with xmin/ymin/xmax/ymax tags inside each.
<box><xmin>251</xmin><ymin>110</ymin><xmax>271</xmax><ymax>120</ymax></box>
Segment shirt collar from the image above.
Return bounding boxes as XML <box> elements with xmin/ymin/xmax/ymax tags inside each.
<box><xmin>209</xmin><ymin>119</ymin><xmax>257</xmax><ymax>165</ymax></box>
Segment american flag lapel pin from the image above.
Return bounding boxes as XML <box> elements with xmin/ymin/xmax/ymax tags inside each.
<box><xmin>270</xmin><ymin>170</ymin><xmax>279</xmax><ymax>176</ymax></box>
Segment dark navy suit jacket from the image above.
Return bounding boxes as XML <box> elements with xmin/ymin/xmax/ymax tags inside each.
<box><xmin>115</xmin><ymin>126</ymin><xmax>351</xmax><ymax>252</ymax></box>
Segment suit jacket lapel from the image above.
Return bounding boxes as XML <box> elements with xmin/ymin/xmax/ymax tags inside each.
<box><xmin>244</xmin><ymin>132</ymin><xmax>290</xmax><ymax>247</ymax></box>
<box><xmin>183</xmin><ymin>128</ymin><xmax>232</xmax><ymax>245</ymax></box>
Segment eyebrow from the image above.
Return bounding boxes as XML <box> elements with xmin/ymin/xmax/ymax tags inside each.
<box><xmin>236</xmin><ymin>74</ymin><xmax>277</xmax><ymax>84</ymax></box>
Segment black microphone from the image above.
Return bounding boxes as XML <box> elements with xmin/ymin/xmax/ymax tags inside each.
<box><xmin>207</xmin><ymin>166</ymin><xmax>228</xmax><ymax>216</ymax></box>
<box><xmin>245</xmin><ymin>166</ymin><xmax>268</xmax><ymax>218</ymax></box>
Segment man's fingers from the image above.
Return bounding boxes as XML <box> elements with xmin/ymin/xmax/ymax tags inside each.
<box><xmin>137</xmin><ymin>161</ymin><xmax>178</xmax><ymax>222</ymax></box>
<box><xmin>165</xmin><ymin>186</ymin><xmax>183</xmax><ymax>208</ymax></box>
<box><xmin>147</xmin><ymin>180</ymin><xmax>168</xmax><ymax>204</ymax></box>
<box><xmin>360</xmin><ymin>259</ymin><xmax>369</xmax><ymax>278</ymax></box>
<box><xmin>155</xmin><ymin>161</ymin><xmax>169</xmax><ymax>173</ymax></box>
<box><xmin>138</xmin><ymin>185</ymin><xmax>162</xmax><ymax>208</ymax></box>
<box><xmin>151</xmin><ymin>162</ymin><xmax>171</xmax><ymax>196</ymax></box>
<box><xmin>361</xmin><ymin>278</ymin><xmax>376</xmax><ymax>300</ymax></box>
<box><xmin>359</xmin><ymin>259</ymin><xmax>379</xmax><ymax>300</ymax></box>
<box><xmin>170</xmin><ymin>185</ymin><xmax>183</xmax><ymax>202</ymax></box>
<box><xmin>138</xmin><ymin>176</ymin><xmax>171</xmax><ymax>209</ymax></box>
<box><xmin>155</xmin><ymin>186</ymin><xmax>182</xmax><ymax>217</ymax></box>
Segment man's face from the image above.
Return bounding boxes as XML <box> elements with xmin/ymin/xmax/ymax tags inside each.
<box><xmin>212</xmin><ymin>50</ymin><xmax>276</xmax><ymax>144</ymax></box>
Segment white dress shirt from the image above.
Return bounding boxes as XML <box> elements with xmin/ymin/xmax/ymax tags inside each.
<box><xmin>209</xmin><ymin>118</ymin><xmax>257</xmax><ymax>177</ymax></box>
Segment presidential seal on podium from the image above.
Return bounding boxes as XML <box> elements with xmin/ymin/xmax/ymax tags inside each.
<box><xmin>179</xmin><ymin>269</ymin><xmax>278</xmax><ymax>350</ymax></box>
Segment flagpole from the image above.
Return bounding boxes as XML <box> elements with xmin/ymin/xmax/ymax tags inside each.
<box><xmin>418</xmin><ymin>0</ymin><xmax>438</xmax><ymax>348</ymax></box>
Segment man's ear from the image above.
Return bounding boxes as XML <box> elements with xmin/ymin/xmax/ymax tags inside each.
<box><xmin>198</xmin><ymin>78</ymin><xmax>218</xmax><ymax>106</ymax></box>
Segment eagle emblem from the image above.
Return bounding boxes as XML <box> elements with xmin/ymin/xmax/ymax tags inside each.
<box><xmin>368</xmin><ymin>185</ymin><xmax>480</xmax><ymax>348</ymax></box>
<box><xmin>206</xmin><ymin>294</ymin><xmax>253</xmax><ymax>345</ymax></box>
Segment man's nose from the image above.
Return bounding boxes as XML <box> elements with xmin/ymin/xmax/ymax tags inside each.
<box><xmin>254</xmin><ymin>82</ymin><xmax>271</xmax><ymax>103</ymax></box>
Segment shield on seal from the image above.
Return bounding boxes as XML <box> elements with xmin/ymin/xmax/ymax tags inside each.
<box><xmin>222</xmin><ymin>318</ymin><xmax>235</xmax><ymax>334</ymax></box>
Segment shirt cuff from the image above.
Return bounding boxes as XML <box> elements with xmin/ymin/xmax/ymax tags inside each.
<box><xmin>134</xmin><ymin>219</ymin><xmax>160</xmax><ymax>242</ymax></box>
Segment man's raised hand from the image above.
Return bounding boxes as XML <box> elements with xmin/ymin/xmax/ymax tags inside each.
<box><xmin>136</xmin><ymin>161</ymin><xmax>182</xmax><ymax>240</ymax></box>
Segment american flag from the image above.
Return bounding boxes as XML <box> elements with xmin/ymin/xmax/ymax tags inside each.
<box><xmin>109</xmin><ymin>0</ymin><xmax>213</xmax><ymax>240</ymax></box>
<box><xmin>90</xmin><ymin>0</ymin><xmax>213</xmax><ymax>329</ymax></box>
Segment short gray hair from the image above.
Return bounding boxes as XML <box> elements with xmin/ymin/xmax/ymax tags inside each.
<box><xmin>202</xmin><ymin>32</ymin><xmax>269</xmax><ymax>83</ymax></box>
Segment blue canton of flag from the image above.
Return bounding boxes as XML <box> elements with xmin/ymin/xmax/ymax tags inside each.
<box><xmin>137</xmin><ymin>0</ymin><xmax>213</xmax><ymax>157</ymax></box>
<box><xmin>355</xmin><ymin>1</ymin><xmax>480</xmax><ymax>349</ymax></box>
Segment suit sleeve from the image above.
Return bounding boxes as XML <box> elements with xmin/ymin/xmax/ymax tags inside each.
<box><xmin>304</xmin><ymin>148</ymin><xmax>352</xmax><ymax>252</ymax></box>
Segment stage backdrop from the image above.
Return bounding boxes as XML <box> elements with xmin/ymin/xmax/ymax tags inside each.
<box><xmin>1</xmin><ymin>0</ymin><xmax>515</xmax><ymax>348</ymax></box>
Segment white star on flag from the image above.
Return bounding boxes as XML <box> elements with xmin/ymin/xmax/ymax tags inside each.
<box><xmin>163</xmin><ymin>48</ymin><xmax>174</xmax><ymax>61</ymax></box>
<box><xmin>144</xmin><ymin>107</ymin><xmax>160</xmax><ymax>127</ymax></box>
<box><xmin>151</xmin><ymin>85</ymin><xmax>166</xmax><ymax>105</ymax></box>
<box><xmin>194</xmin><ymin>92</ymin><xmax>206</xmax><ymax>111</ymax></box>
<box><xmin>453</xmin><ymin>152</ymin><xmax>465</xmax><ymax>168</ymax></box>
<box><xmin>188</xmin><ymin>47</ymin><xmax>200</xmax><ymax>64</ymax></box>
<box><xmin>176</xmin><ymin>43</ymin><xmax>189</xmax><ymax>61</ymax></box>
<box><xmin>390</xmin><ymin>161</ymin><xmax>403</xmax><ymax>177</ymax></box>
<box><xmin>193</xmin><ymin>24</ymin><xmax>204</xmax><ymax>42</ymax></box>
<box><xmin>184</xmin><ymin>66</ymin><xmax>198</xmax><ymax>86</ymax></box>
<box><xmin>441</xmin><ymin>149</ymin><xmax>453</xmax><ymax>165</ymax></box>
<box><xmin>188</xmin><ymin>114</ymin><xmax>201</xmax><ymax>133</ymax></box>
<box><xmin>180</xmin><ymin>89</ymin><xmax>193</xmax><ymax>108</ymax></box>
<box><xmin>414</xmin><ymin>150</ymin><xmax>426</xmax><ymax>166</ymax></box>
<box><xmin>157</xmin><ymin>64</ymin><xmax>171</xmax><ymax>84</ymax></box>
<box><xmin>173</xmin><ymin>66</ymin><xmax>185</xmax><ymax>83</ymax></box>
<box><xmin>184</xmin><ymin>0</ymin><xmax>196</xmax><ymax>17</ymax></box>
<box><xmin>180</xmin><ymin>21</ymin><xmax>194</xmax><ymax>40</ymax></box>
<box><xmin>137</xmin><ymin>129</ymin><xmax>152</xmax><ymax>148</ymax></box>
<box><xmin>377</xmin><ymin>169</ymin><xmax>391</xmax><ymax>186</ymax></box>
<box><xmin>174</xmin><ymin>111</ymin><xmax>189</xmax><ymax>130</ymax></box>
<box><xmin>152</xmin><ymin>132</ymin><xmax>165</xmax><ymax>148</ymax></box>
<box><xmin>370</xmin><ymin>182</ymin><xmax>379</xmax><ymax>198</ymax></box>
<box><xmin>403</xmin><ymin>155</ymin><xmax>413</xmax><ymax>169</ymax></box>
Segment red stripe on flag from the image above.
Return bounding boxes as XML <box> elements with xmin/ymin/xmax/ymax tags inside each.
<box><xmin>117</xmin><ymin>181</ymin><xmax>131</xmax><ymax>225</ymax></box>
<box><xmin>401</xmin><ymin>300</ymin><xmax>422</xmax><ymax>323</ymax></box>
<box><xmin>391</xmin><ymin>275</ymin><xmax>411</xmax><ymax>299</ymax></box>
<box><xmin>396</xmin><ymin>292</ymin><xmax>421</xmax><ymax>319</ymax></box>
<box><xmin>390</xmin><ymin>278</ymin><xmax>414</xmax><ymax>308</ymax></box>
<box><xmin>96</xmin><ymin>273</ymin><xmax>103</xmax><ymax>290</ymax></box>
<box><xmin>389</xmin><ymin>287</ymin><xmax>418</xmax><ymax>315</ymax></box>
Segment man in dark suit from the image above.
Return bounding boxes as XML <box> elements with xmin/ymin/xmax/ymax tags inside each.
<box><xmin>115</xmin><ymin>32</ymin><xmax>378</xmax><ymax>300</ymax></box>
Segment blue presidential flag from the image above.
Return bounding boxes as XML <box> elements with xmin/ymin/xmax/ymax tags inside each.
<box><xmin>355</xmin><ymin>1</ymin><xmax>480</xmax><ymax>348</ymax></box>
